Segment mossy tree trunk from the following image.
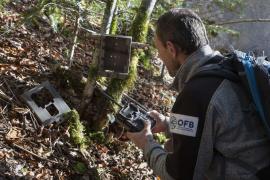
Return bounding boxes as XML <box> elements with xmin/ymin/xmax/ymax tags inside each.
<box><xmin>80</xmin><ymin>0</ymin><xmax>119</xmax><ymax>114</ymax></box>
<box><xmin>109</xmin><ymin>0</ymin><xmax>119</xmax><ymax>35</ymax></box>
<box><xmin>101</xmin><ymin>0</ymin><xmax>118</xmax><ymax>34</ymax></box>
<box><xmin>91</xmin><ymin>0</ymin><xmax>157</xmax><ymax>130</ymax></box>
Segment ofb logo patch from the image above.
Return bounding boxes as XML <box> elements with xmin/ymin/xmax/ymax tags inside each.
<box><xmin>169</xmin><ymin>113</ymin><xmax>199</xmax><ymax>137</ymax></box>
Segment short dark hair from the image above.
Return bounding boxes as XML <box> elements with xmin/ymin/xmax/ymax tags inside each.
<box><xmin>156</xmin><ymin>8</ymin><xmax>209</xmax><ymax>55</ymax></box>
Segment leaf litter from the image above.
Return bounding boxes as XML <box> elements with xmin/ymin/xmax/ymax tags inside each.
<box><xmin>0</xmin><ymin>2</ymin><xmax>176</xmax><ymax>179</ymax></box>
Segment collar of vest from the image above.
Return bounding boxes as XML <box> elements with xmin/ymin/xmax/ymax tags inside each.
<box><xmin>171</xmin><ymin>45</ymin><xmax>221</xmax><ymax>92</ymax></box>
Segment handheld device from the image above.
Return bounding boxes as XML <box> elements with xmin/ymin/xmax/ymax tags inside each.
<box><xmin>116</xmin><ymin>102</ymin><xmax>156</xmax><ymax>132</ymax></box>
<box><xmin>96</xmin><ymin>85</ymin><xmax>156</xmax><ymax>132</ymax></box>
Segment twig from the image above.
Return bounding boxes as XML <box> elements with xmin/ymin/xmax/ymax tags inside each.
<box><xmin>116</xmin><ymin>126</ymin><xmax>125</xmax><ymax>140</ymax></box>
<box><xmin>0</xmin><ymin>89</ymin><xmax>12</xmax><ymax>102</ymax></box>
<box><xmin>0</xmin><ymin>106</ymin><xmax>11</xmax><ymax>130</ymax></box>
<box><xmin>29</xmin><ymin>110</ymin><xmax>39</xmax><ymax>130</ymax></box>
<box><xmin>3</xmin><ymin>78</ymin><xmax>19</xmax><ymax>103</ymax></box>
<box><xmin>12</xmin><ymin>143</ymin><xmax>59</xmax><ymax>164</ymax></box>
<box><xmin>216</xmin><ymin>18</ymin><xmax>270</xmax><ymax>25</ymax></box>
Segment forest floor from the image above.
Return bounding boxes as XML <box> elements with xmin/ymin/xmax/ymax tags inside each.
<box><xmin>0</xmin><ymin>2</ymin><xmax>176</xmax><ymax>180</ymax></box>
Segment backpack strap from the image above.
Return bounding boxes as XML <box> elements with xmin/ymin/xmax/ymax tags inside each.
<box><xmin>193</xmin><ymin>55</ymin><xmax>240</xmax><ymax>82</ymax></box>
<box><xmin>241</xmin><ymin>56</ymin><xmax>269</xmax><ymax>135</ymax></box>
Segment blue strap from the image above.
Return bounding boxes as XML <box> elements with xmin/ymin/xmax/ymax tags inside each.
<box><xmin>242</xmin><ymin>55</ymin><xmax>270</xmax><ymax>135</ymax></box>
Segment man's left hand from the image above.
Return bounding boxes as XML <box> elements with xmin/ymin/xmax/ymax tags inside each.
<box><xmin>126</xmin><ymin>120</ymin><xmax>153</xmax><ymax>150</ymax></box>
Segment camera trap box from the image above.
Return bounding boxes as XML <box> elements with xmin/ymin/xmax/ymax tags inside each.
<box><xmin>21</xmin><ymin>81</ymin><xmax>71</xmax><ymax>125</ymax></box>
<box><xmin>98</xmin><ymin>35</ymin><xmax>132</xmax><ymax>79</ymax></box>
<box><xmin>115</xmin><ymin>103</ymin><xmax>156</xmax><ymax>132</ymax></box>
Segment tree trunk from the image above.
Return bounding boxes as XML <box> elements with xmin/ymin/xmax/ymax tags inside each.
<box><xmin>109</xmin><ymin>0</ymin><xmax>119</xmax><ymax>35</ymax></box>
<box><xmin>131</xmin><ymin>0</ymin><xmax>156</xmax><ymax>43</ymax></box>
<box><xmin>69</xmin><ymin>15</ymin><xmax>80</xmax><ymax>67</ymax></box>
<box><xmin>92</xmin><ymin>0</ymin><xmax>157</xmax><ymax>130</ymax></box>
<box><xmin>101</xmin><ymin>0</ymin><xmax>118</xmax><ymax>34</ymax></box>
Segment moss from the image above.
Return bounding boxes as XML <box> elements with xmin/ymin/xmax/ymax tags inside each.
<box><xmin>65</xmin><ymin>110</ymin><xmax>87</xmax><ymax>149</ymax></box>
<box><xmin>110</xmin><ymin>12</ymin><xmax>118</xmax><ymax>35</ymax></box>
<box><xmin>110</xmin><ymin>0</ymin><xmax>119</xmax><ymax>35</ymax></box>
<box><xmin>107</xmin><ymin>50</ymin><xmax>139</xmax><ymax>103</ymax></box>
<box><xmin>130</xmin><ymin>11</ymin><xmax>149</xmax><ymax>43</ymax></box>
<box><xmin>73</xmin><ymin>162</ymin><xmax>87</xmax><ymax>174</ymax></box>
<box><xmin>53</xmin><ymin>66</ymin><xmax>86</xmax><ymax>93</ymax></box>
<box><xmin>88</xmin><ymin>64</ymin><xmax>99</xmax><ymax>81</ymax></box>
<box><xmin>138</xmin><ymin>48</ymin><xmax>154</xmax><ymax>70</ymax></box>
<box><xmin>88</xmin><ymin>131</ymin><xmax>106</xmax><ymax>144</ymax></box>
<box><xmin>0</xmin><ymin>0</ymin><xmax>9</xmax><ymax>11</ymax></box>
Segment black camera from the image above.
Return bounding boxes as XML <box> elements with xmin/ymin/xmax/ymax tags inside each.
<box><xmin>116</xmin><ymin>103</ymin><xmax>156</xmax><ymax>132</ymax></box>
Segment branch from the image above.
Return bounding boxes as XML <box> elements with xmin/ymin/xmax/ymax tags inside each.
<box><xmin>216</xmin><ymin>18</ymin><xmax>270</xmax><ymax>25</ymax></box>
<box><xmin>13</xmin><ymin>143</ymin><xmax>59</xmax><ymax>164</ymax></box>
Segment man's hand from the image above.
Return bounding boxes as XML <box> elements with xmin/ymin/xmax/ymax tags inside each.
<box><xmin>149</xmin><ymin>110</ymin><xmax>169</xmax><ymax>133</ymax></box>
<box><xmin>126</xmin><ymin>120</ymin><xmax>153</xmax><ymax>150</ymax></box>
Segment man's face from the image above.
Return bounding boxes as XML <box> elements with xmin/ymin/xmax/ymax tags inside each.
<box><xmin>154</xmin><ymin>34</ymin><xmax>179</xmax><ymax>77</ymax></box>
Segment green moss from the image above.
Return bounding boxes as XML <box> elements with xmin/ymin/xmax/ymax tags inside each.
<box><xmin>88</xmin><ymin>64</ymin><xmax>99</xmax><ymax>81</ymax></box>
<box><xmin>138</xmin><ymin>48</ymin><xmax>154</xmax><ymax>70</ymax></box>
<box><xmin>0</xmin><ymin>0</ymin><xmax>9</xmax><ymax>11</ymax></box>
<box><xmin>107</xmin><ymin>50</ymin><xmax>139</xmax><ymax>102</ymax></box>
<box><xmin>65</xmin><ymin>110</ymin><xmax>87</xmax><ymax>148</ymax></box>
<box><xmin>110</xmin><ymin>13</ymin><xmax>118</xmax><ymax>35</ymax></box>
<box><xmin>131</xmin><ymin>11</ymin><xmax>149</xmax><ymax>42</ymax></box>
<box><xmin>88</xmin><ymin>131</ymin><xmax>106</xmax><ymax>144</ymax></box>
<box><xmin>73</xmin><ymin>162</ymin><xmax>87</xmax><ymax>174</ymax></box>
<box><xmin>110</xmin><ymin>0</ymin><xmax>119</xmax><ymax>35</ymax></box>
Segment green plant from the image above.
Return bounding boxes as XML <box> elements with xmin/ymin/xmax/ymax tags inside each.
<box><xmin>213</xmin><ymin>0</ymin><xmax>244</xmax><ymax>12</ymax></box>
<box><xmin>88</xmin><ymin>131</ymin><xmax>106</xmax><ymax>144</ymax></box>
<box><xmin>154</xmin><ymin>133</ymin><xmax>167</xmax><ymax>144</ymax></box>
<box><xmin>0</xmin><ymin>0</ymin><xmax>9</xmax><ymax>11</ymax></box>
<box><xmin>206</xmin><ymin>24</ymin><xmax>239</xmax><ymax>37</ymax></box>
<box><xmin>65</xmin><ymin>110</ymin><xmax>87</xmax><ymax>148</ymax></box>
<box><xmin>73</xmin><ymin>161</ymin><xmax>87</xmax><ymax>174</ymax></box>
<box><xmin>138</xmin><ymin>48</ymin><xmax>153</xmax><ymax>70</ymax></box>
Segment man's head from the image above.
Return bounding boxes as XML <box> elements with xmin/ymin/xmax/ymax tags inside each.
<box><xmin>154</xmin><ymin>8</ymin><xmax>209</xmax><ymax>76</ymax></box>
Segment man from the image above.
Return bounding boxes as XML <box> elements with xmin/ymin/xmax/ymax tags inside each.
<box><xmin>127</xmin><ymin>8</ymin><xmax>270</xmax><ymax>180</ymax></box>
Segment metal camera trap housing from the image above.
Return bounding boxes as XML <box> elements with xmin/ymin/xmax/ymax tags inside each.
<box><xmin>98</xmin><ymin>35</ymin><xmax>132</xmax><ymax>79</ymax></box>
<box><xmin>21</xmin><ymin>81</ymin><xmax>71</xmax><ymax>125</ymax></box>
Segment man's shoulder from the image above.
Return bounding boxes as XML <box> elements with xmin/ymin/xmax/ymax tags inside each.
<box><xmin>178</xmin><ymin>75</ymin><xmax>225</xmax><ymax>102</ymax></box>
<box><xmin>172</xmin><ymin>76</ymin><xmax>225</xmax><ymax>116</ymax></box>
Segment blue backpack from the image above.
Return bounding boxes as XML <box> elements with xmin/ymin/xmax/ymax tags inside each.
<box><xmin>232</xmin><ymin>51</ymin><xmax>270</xmax><ymax>137</ymax></box>
<box><xmin>197</xmin><ymin>50</ymin><xmax>270</xmax><ymax>137</ymax></box>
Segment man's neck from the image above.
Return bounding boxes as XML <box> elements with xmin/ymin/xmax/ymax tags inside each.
<box><xmin>177</xmin><ymin>53</ymin><xmax>189</xmax><ymax>66</ymax></box>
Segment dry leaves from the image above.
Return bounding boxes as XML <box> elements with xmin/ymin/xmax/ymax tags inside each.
<box><xmin>0</xmin><ymin>2</ymin><xmax>175</xmax><ymax>179</ymax></box>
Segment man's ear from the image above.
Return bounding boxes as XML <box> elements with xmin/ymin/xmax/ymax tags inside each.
<box><xmin>166</xmin><ymin>41</ymin><xmax>177</xmax><ymax>58</ymax></box>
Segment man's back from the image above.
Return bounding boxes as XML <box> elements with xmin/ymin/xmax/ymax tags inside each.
<box><xmin>194</xmin><ymin>78</ymin><xmax>270</xmax><ymax>179</ymax></box>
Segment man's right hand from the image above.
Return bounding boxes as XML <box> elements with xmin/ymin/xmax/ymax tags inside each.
<box><xmin>149</xmin><ymin>110</ymin><xmax>169</xmax><ymax>133</ymax></box>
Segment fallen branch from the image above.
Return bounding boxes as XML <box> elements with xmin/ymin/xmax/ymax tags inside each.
<box><xmin>0</xmin><ymin>89</ymin><xmax>12</xmax><ymax>103</ymax></box>
<box><xmin>13</xmin><ymin>143</ymin><xmax>59</xmax><ymax>164</ymax></box>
